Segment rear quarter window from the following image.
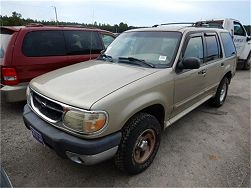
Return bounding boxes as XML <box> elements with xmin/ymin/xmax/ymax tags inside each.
<box><xmin>0</xmin><ymin>29</ymin><xmax>14</xmax><ymax>58</ymax></box>
<box><xmin>22</xmin><ymin>30</ymin><xmax>66</xmax><ymax>57</ymax></box>
<box><xmin>64</xmin><ymin>30</ymin><xmax>103</xmax><ymax>55</ymax></box>
<box><xmin>220</xmin><ymin>32</ymin><xmax>236</xmax><ymax>58</ymax></box>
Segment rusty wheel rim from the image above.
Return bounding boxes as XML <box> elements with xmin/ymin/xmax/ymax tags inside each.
<box><xmin>133</xmin><ymin>129</ymin><xmax>156</xmax><ymax>164</ymax></box>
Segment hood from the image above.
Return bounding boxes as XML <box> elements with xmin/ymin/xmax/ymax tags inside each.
<box><xmin>30</xmin><ymin>60</ymin><xmax>159</xmax><ymax>109</ymax></box>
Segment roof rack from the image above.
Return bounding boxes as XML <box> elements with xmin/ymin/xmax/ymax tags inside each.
<box><xmin>152</xmin><ymin>21</ymin><xmax>224</xmax><ymax>29</ymax></box>
<box><xmin>25</xmin><ymin>23</ymin><xmax>99</xmax><ymax>29</ymax></box>
<box><xmin>26</xmin><ymin>23</ymin><xmax>44</xmax><ymax>27</ymax></box>
<box><xmin>152</xmin><ymin>22</ymin><xmax>194</xmax><ymax>27</ymax></box>
<box><xmin>57</xmin><ymin>24</ymin><xmax>84</xmax><ymax>28</ymax></box>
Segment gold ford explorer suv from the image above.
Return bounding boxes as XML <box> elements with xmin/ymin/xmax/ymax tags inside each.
<box><xmin>23</xmin><ymin>25</ymin><xmax>236</xmax><ymax>174</ymax></box>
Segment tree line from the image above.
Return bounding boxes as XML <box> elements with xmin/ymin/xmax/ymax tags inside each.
<box><xmin>0</xmin><ymin>12</ymin><xmax>250</xmax><ymax>35</ymax></box>
<box><xmin>0</xmin><ymin>12</ymin><xmax>138</xmax><ymax>33</ymax></box>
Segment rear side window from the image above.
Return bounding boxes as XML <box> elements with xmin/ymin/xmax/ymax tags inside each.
<box><xmin>22</xmin><ymin>31</ymin><xmax>66</xmax><ymax>57</ymax></box>
<box><xmin>64</xmin><ymin>31</ymin><xmax>103</xmax><ymax>55</ymax></box>
<box><xmin>0</xmin><ymin>29</ymin><xmax>14</xmax><ymax>58</ymax></box>
<box><xmin>220</xmin><ymin>32</ymin><xmax>236</xmax><ymax>58</ymax></box>
<box><xmin>101</xmin><ymin>34</ymin><xmax>115</xmax><ymax>48</ymax></box>
<box><xmin>205</xmin><ymin>35</ymin><xmax>220</xmax><ymax>62</ymax></box>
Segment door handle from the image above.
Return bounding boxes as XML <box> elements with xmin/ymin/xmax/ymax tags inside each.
<box><xmin>221</xmin><ymin>62</ymin><xmax>224</xmax><ymax>67</ymax></box>
<box><xmin>198</xmin><ymin>69</ymin><xmax>207</xmax><ymax>75</ymax></box>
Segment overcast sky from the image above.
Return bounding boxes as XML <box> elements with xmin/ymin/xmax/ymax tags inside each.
<box><xmin>1</xmin><ymin>0</ymin><xmax>250</xmax><ymax>26</ymax></box>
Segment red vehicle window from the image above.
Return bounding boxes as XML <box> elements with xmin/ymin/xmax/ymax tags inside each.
<box><xmin>0</xmin><ymin>29</ymin><xmax>13</xmax><ymax>59</ymax></box>
<box><xmin>64</xmin><ymin>30</ymin><xmax>103</xmax><ymax>55</ymax></box>
<box><xmin>22</xmin><ymin>30</ymin><xmax>66</xmax><ymax>57</ymax></box>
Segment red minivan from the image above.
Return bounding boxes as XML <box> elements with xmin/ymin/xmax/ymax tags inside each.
<box><xmin>0</xmin><ymin>25</ymin><xmax>115</xmax><ymax>102</ymax></box>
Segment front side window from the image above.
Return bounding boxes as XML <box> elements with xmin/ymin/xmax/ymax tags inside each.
<box><xmin>220</xmin><ymin>32</ymin><xmax>236</xmax><ymax>58</ymax></box>
<box><xmin>104</xmin><ymin>31</ymin><xmax>181</xmax><ymax>68</ymax></box>
<box><xmin>102</xmin><ymin>34</ymin><xmax>115</xmax><ymax>48</ymax></box>
<box><xmin>64</xmin><ymin>31</ymin><xmax>103</xmax><ymax>55</ymax></box>
<box><xmin>205</xmin><ymin>35</ymin><xmax>220</xmax><ymax>62</ymax></box>
<box><xmin>22</xmin><ymin>31</ymin><xmax>66</xmax><ymax>57</ymax></box>
<box><xmin>234</xmin><ymin>22</ymin><xmax>246</xmax><ymax>36</ymax></box>
<box><xmin>183</xmin><ymin>36</ymin><xmax>203</xmax><ymax>63</ymax></box>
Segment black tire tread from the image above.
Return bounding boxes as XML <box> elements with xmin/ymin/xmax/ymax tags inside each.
<box><xmin>114</xmin><ymin>113</ymin><xmax>160</xmax><ymax>174</ymax></box>
<box><xmin>210</xmin><ymin>77</ymin><xmax>229</xmax><ymax>107</ymax></box>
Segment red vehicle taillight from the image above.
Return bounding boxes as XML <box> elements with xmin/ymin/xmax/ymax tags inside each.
<box><xmin>2</xmin><ymin>68</ymin><xmax>19</xmax><ymax>86</ymax></box>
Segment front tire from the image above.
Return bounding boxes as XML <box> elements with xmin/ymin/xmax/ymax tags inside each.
<box><xmin>114</xmin><ymin>113</ymin><xmax>161</xmax><ymax>174</ymax></box>
<box><xmin>210</xmin><ymin>77</ymin><xmax>229</xmax><ymax>107</ymax></box>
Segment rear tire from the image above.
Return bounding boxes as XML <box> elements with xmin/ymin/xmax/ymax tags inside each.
<box><xmin>243</xmin><ymin>54</ymin><xmax>250</xmax><ymax>70</ymax></box>
<box><xmin>114</xmin><ymin>113</ymin><xmax>161</xmax><ymax>174</ymax></box>
<box><xmin>210</xmin><ymin>77</ymin><xmax>229</xmax><ymax>107</ymax></box>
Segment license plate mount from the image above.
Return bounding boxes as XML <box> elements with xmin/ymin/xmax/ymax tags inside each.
<box><xmin>30</xmin><ymin>127</ymin><xmax>44</xmax><ymax>145</ymax></box>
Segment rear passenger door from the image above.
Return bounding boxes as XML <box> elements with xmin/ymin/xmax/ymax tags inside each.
<box><xmin>64</xmin><ymin>30</ymin><xmax>103</xmax><ymax>64</ymax></box>
<box><xmin>202</xmin><ymin>32</ymin><xmax>224</xmax><ymax>96</ymax></box>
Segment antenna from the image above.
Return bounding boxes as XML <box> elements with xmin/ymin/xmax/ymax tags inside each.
<box><xmin>89</xmin><ymin>9</ymin><xmax>94</xmax><ymax>60</ymax></box>
<box><xmin>51</xmin><ymin>6</ymin><xmax>58</xmax><ymax>25</ymax></box>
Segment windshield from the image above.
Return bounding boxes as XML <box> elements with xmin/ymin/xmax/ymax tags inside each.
<box><xmin>104</xmin><ymin>31</ymin><xmax>181</xmax><ymax>68</ymax></box>
<box><xmin>0</xmin><ymin>33</ymin><xmax>13</xmax><ymax>58</ymax></box>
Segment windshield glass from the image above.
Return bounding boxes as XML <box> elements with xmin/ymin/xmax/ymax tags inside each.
<box><xmin>104</xmin><ymin>31</ymin><xmax>181</xmax><ymax>68</ymax></box>
<box><xmin>0</xmin><ymin>33</ymin><xmax>12</xmax><ymax>58</ymax></box>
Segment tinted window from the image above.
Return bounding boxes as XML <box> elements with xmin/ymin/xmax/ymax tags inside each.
<box><xmin>184</xmin><ymin>37</ymin><xmax>203</xmax><ymax>63</ymax></box>
<box><xmin>234</xmin><ymin>22</ymin><xmax>246</xmax><ymax>36</ymax></box>
<box><xmin>205</xmin><ymin>35</ymin><xmax>220</xmax><ymax>61</ymax></box>
<box><xmin>220</xmin><ymin>32</ymin><xmax>236</xmax><ymax>58</ymax></box>
<box><xmin>102</xmin><ymin>34</ymin><xmax>115</xmax><ymax>48</ymax></box>
<box><xmin>0</xmin><ymin>29</ymin><xmax>12</xmax><ymax>58</ymax></box>
<box><xmin>22</xmin><ymin>31</ymin><xmax>66</xmax><ymax>57</ymax></box>
<box><xmin>64</xmin><ymin>31</ymin><xmax>103</xmax><ymax>55</ymax></box>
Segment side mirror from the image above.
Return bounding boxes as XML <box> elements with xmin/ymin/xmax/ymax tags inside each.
<box><xmin>179</xmin><ymin>57</ymin><xmax>201</xmax><ymax>70</ymax></box>
<box><xmin>247</xmin><ymin>36</ymin><xmax>251</xmax><ymax>42</ymax></box>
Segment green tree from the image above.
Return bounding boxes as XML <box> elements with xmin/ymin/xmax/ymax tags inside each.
<box><xmin>0</xmin><ymin>11</ymin><xmax>138</xmax><ymax>32</ymax></box>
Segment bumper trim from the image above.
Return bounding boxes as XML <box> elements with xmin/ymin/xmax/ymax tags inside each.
<box><xmin>1</xmin><ymin>82</ymin><xmax>28</xmax><ymax>102</ymax></box>
<box><xmin>66</xmin><ymin>146</ymin><xmax>118</xmax><ymax>165</ymax></box>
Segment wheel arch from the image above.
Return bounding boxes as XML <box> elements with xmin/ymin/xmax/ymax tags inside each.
<box><xmin>122</xmin><ymin>103</ymin><xmax>166</xmax><ymax>131</ymax></box>
<box><xmin>224</xmin><ymin>71</ymin><xmax>232</xmax><ymax>83</ymax></box>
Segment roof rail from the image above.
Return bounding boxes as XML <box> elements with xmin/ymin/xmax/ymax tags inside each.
<box><xmin>57</xmin><ymin>24</ymin><xmax>85</xmax><ymax>28</ymax></box>
<box><xmin>26</xmin><ymin>23</ymin><xmax>44</xmax><ymax>27</ymax></box>
<box><xmin>152</xmin><ymin>22</ymin><xmax>195</xmax><ymax>27</ymax></box>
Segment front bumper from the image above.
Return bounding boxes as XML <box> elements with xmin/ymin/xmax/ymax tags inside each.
<box><xmin>1</xmin><ymin>82</ymin><xmax>28</xmax><ymax>102</ymax></box>
<box><xmin>23</xmin><ymin>105</ymin><xmax>121</xmax><ymax>165</ymax></box>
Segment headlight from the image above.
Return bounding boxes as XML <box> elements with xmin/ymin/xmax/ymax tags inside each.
<box><xmin>63</xmin><ymin>110</ymin><xmax>108</xmax><ymax>134</ymax></box>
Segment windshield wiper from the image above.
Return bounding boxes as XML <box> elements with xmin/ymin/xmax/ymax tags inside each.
<box><xmin>118</xmin><ymin>57</ymin><xmax>155</xmax><ymax>68</ymax></box>
<box><xmin>98</xmin><ymin>53</ymin><xmax>114</xmax><ymax>62</ymax></box>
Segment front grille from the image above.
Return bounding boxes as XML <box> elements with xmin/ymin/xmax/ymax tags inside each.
<box><xmin>31</xmin><ymin>91</ymin><xmax>64</xmax><ymax>122</ymax></box>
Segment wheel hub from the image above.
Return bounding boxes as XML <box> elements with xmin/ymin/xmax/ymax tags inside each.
<box><xmin>137</xmin><ymin>140</ymin><xmax>148</xmax><ymax>151</ymax></box>
<box><xmin>220</xmin><ymin>82</ymin><xmax>226</xmax><ymax>102</ymax></box>
<box><xmin>133</xmin><ymin>129</ymin><xmax>156</xmax><ymax>164</ymax></box>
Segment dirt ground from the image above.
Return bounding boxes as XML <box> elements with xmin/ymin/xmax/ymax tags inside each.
<box><xmin>1</xmin><ymin>70</ymin><xmax>250</xmax><ymax>187</ymax></box>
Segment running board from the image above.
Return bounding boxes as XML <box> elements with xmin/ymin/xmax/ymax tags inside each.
<box><xmin>164</xmin><ymin>95</ymin><xmax>213</xmax><ymax>129</ymax></box>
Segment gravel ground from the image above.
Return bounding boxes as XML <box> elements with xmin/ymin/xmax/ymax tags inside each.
<box><xmin>1</xmin><ymin>70</ymin><xmax>250</xmax><ymax>187</ymax></box>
